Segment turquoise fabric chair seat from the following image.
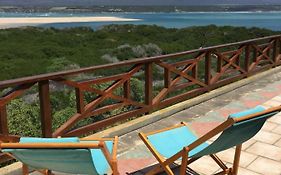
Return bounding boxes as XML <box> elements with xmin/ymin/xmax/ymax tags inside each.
<box><xmin>3</xmin><ymin>137</ymin><xmax>114</xmax><ymax>175</ymax></box>
<box><xmin>147</xmin><ymin>126</ymin><xmax>209</xmax><ymax>158</ymax></box>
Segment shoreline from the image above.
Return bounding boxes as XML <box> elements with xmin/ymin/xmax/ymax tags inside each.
<box><xmin>0</xmin><ymin>16</ymin><xmax>141</xmax><ymax>29</ymax></box>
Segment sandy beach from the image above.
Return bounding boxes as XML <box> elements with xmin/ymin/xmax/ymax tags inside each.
<box><xmin>0</xmin><ymin>16</ymin><xmax>141</xmax><ymax>29</ymax></box>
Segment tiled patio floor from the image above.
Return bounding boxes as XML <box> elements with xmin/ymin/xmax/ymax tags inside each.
<box><xmin>117</xmin><ymin>71</ymin><xmax>281</xmax><ymax>175</ymax></box>
<box><xmin>2</xmin><ymin>71</ymin><xmax>281</xmax><ymax>175</ymax></box>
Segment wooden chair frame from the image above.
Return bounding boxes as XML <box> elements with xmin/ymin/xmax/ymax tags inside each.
<box><xmin>139</xmin><ymin>106</ymin><xmax>281</xmax><ymax>175</ymax></box>
<box><xmin>0</xmin><ymin>136</ymin><xmax>119</xmax><ymax>175</ymax></box>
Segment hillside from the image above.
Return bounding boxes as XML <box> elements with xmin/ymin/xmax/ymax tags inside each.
<box><xmin>0</xmin><ymin>24</ymin><xmax>279</xmax><ymax>81</ymax></box>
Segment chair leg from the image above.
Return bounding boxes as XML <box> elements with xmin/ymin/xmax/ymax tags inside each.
<box><xmin>112</xmin><ymin>160</ymin><xmax>119</xmax><ymax>175</ymax></box>
<box><xmin>22</xmin><ymin>164</ymin><xmax>29</xmax><ymax>175</ymax></box>
<box><xmin>180</xmin><ymin>148</ymin><xmax>188</xmax><ymax>175</ymax></box>
<box><xmin>210</xmin><ymin>154</ymin><xmax>228</xmax><ymax>171</ymax></box>
<box><xmin>162</xmin><ymin>165</ymin><xmax>174</xmax><ymax>175</ymax></box>
<box><xmin>232</xmin><ymin>144</ymin><xmax>242</xmax><ymax>175</ymax></box>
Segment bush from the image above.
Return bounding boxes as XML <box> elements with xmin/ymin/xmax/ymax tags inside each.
<box><xmin>7</xmin><ymin>99</ymin><xmax>41</xmax><ymax>137</ymax></box>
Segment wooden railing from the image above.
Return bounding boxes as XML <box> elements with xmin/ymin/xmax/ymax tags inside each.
<box><xmin>0</xmin><ymin>34</ymin><xmax>281</xmax><ymax>163</ymax></box>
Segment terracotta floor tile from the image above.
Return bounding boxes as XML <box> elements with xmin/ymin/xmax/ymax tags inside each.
<box><xmin>261</xmin><ymin>121</ymin><xmax>278</xmax><ymax>132</ymax></box>
<box><xmin>275</xmin><ymin>138</ymin><xmax>281</xmax><ymax>147</ymax></box>
<box><xmin>246</xmin><ymin>142</ymin><xmax>281</xmax><ymax>161</ymax></box>
<box><xmin>268</xmin><ymin>113</ymin><xmax>281</xmax><ymax>124</ymax></box>
<box><xmin>242</xmin><ymin>139</ymin><xmax>256</xmax><ymax>150</ymax></box>
<box><xmin>272</xmin><ymin>125</ymin><xmax>281</xmax><ymax>134</ymax></box>
<box><xmin>188</xmin><ymin>156</ymin><xmax>220</xmax><ymax>174</ymax></box>
<box><xmin>216</xmin><ymin>148</ymin><xmax>257</xmax><ymax>168</ymax></box>
<box><xmin>252</xmin><ymin>130</ymin><xmax>281</xmax><ymax>144</ymax></box>
<box><xmin>247</xmin><ymin>157</ymin><xmax>281</xmax><ymax>175</ymax></box>
<box><xmin>236</xmin><ymin>167</ymin><xmax>262</xmax><ymax>175</ymax></box>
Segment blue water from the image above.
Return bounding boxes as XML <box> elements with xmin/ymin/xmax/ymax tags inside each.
<box><xmin>1</xmin><ymin>12</ymin><xmax>281</xmax><ymax>31</ymax></box>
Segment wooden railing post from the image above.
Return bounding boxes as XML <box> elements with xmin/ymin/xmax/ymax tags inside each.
<box><xmin>272</xmin><ymin>39</ymin><xmax>278</xmax><ymax>66</ymax></box>
<box><xmin>75</xmin><ymin>88</ymin><xmax>85</xmax><ymax>113</ymax></box>
<box><xmin>205</xmin><ymin>52</ymin><xmax>211</xmax><ymax>88</ymax></box>
<box><xmin>0</xmin><ymin>105</ymin><xmax>8</xmax><ymax>135</ymax></box>
<box><xmin>38</xmin><ymin>80</ymin><xmax>52</xmax><ymax>138</ymax></box>
<box><xmin>279</xmin><ymin>38</ymin><xmax>281</xmax><ymax>54</ymax></box>
<box><xmin>244</xmin><ymin>45</ymin><xmax>251</xmax><ymax>74</ymax></box>
<box><xmin>164</xmin><ymin>68</ymin><xmax>171</xmax><ymax>88</ymax></box>
<box><xmin>145</xmin><ymin>63</ymin><xmax>153</xmax><ymax>112</ymax></box>
<box><xmin>217</xmin><ymin>54</ymin><xmax>222</xmax><ymax>73</ymax></box>
<box><xmin>123</xmin><ymin>80</ymin><xmax>130</xmax><ymax>99</ymax></box>
<box><xmin>253</xmin><ymin>44</ymin><xmax>258</xmax><ymax>63</ymax></box>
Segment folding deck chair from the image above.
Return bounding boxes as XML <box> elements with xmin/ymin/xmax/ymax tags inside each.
<box><xmin>0</xmin><ymin>136</ymin><xmax>119</xmax><ymax>175</ymax></box>
<box><xmin>139</xmin><ymin>105</ymin><xmax>281</xmax><ymax>175</ymax></box>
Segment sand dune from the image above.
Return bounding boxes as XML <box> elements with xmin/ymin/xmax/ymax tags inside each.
<box><xmin>0</xmin><ymin>16</ymin><xmax>141</xmax><ymax>29</ymax></box>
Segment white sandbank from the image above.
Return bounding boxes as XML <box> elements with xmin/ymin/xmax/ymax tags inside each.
<box><xmin>0</xmin><ymin>16</ymin><xmax>141</xmax><ymax>29</ymax></box>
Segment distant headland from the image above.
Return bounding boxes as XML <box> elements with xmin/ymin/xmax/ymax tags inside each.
<box><xmin>1</xmin><ymin>5</ymin><xmax>281</xmax><ymax>13</ymax></box>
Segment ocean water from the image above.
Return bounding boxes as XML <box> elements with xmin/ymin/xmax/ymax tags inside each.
<box><xmin>1</xmin><ymin>12</ymin><xmax>281</xmax><ymax>31</ymax></box>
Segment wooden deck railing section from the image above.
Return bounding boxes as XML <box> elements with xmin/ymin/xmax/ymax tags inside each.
<box><xmin>0</xmin><ymin>35</ymin><xmax>281</xmax><ymax>163</ymax></box>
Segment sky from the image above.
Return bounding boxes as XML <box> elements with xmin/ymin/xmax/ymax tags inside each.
<box><xmin>0</xmin><ymin>0</ymin><xmax>281</xmax><ymax>6</ymax></box>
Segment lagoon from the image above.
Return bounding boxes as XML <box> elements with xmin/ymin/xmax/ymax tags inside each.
<box><xmin>1</xmin><ymin>12</ymin><xmax>281</xmax><ymax>30</ymax></box>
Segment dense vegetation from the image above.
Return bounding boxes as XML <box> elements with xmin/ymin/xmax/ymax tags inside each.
<box><xmin>0</xmin><ymin>24</ymin><xmax>280</xmax><ymax>139</ymax></box>
<box><xmin>0</xmin><ymin>24</ymin><xmax>278</xmax><ymax>81</ymax></box>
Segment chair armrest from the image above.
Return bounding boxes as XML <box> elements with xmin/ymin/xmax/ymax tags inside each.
<box><xmin>112</xmin><ymin>136</ymin><xmax>118</xmax><ymax>160</ymax></box>
<box><xmin>0</xmin><ymin>142</ymin><xmax>101</xmax><ymax>149</ymax></box>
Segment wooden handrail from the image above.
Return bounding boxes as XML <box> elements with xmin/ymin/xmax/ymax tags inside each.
<box><xmin>0</xmin><ymin>142</ymin><xmax>101</xmax><ymax>149</ymax></box>
<box><xmin>0</xmin><ymin>35</ymin><xmax>280</xmax><ymax>89</ymax></box>
<box><xmin>233</xmin><ymin>105</ymin><xmax>281</xmax><ymax>123</ymax></box>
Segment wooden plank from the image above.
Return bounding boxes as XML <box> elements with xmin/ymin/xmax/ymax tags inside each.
<box><xmin>0</xmin><ymin>105</ymin><xmax>8</xmax><ymax>135</ymax></box>
<box><xmin>173</xmin><ymin>82</ymin><xmax>196</xmax><ymax>91</ymax></box>
<box><xmin>156</xmin><ymin>88</ymin><xmax>207</xmax><ymax>109</ymax></box>
<box><xmin>123</xmin><ymin>80</ymin><xmax>130</xmax><ymax>99</ymax></box>
<box><xmin>89</xmin><ymin>103</ymin><xmax>125</xmax><ymax>117</ymax></box>
<box><xmin>252</xmin><ymin>44</ymin><xmax>258</xmax><ymax>62</ymax></box>
<box><xmin>64</xmin><ymin>108</ymin><xmax>148</xmax><ymax>136</ymax></box>
<box><xmin>279</xmin><ymin>37</ymin><xmax>281</xmax><ymax>54</ymax></box>
<box><xmin>75</xmin><ymin>88</ymin><xmax>84</xmax><ymax>113</ymax></box>
<box><xmin>38</xmin><ymin>80</ymin><xmax>52</xmax><ymax>138</ymax></box>
<box><xmin>244</xmin><ymin>45</ymin><xmax>251</xmax><ymax>73</ymax></box>
<box><xmin>192</xmin><ymin>64</ymin><xmax>198</xmax><ymax>79</ymax></box>
<box><xmin>205</xmin><ymin>52</ymin><xmax>211</xmax><ymax>86</ymax></box>
<box><xmin>157</xmin><ymin>61</ymin><xmax>206</xmax><ymax>87</ymax></box>
<box><xmin>0</xmin><ymin>153</ymin><xmax>13</xmax><ymax>164</ymax></box>
<box><xmin>0</xmin><ymin>134</ymin><xmax>20</xmax><ymax>142</ymax></box>
<box><xmin>82</xmin><ymin>85</ymin><xmax>147</xmax><ymax>108</ymax></box>
<box><xmin>164</xmin><ymin>68</ymin><xmax>171</xmax><ymax>88</ymax></box>
<box><xmin>0</xmin><ymin>142</ymin><xmax>100</xmax><ymax>149</ymax></box>
<box><xmin>53</xmin><ymin>113</ymin><xmax>82</xmax><ymax>137</ymax></box>
<box><xmin>0</xmin><ymin>83</ymin><xmax>34</xmax><ymax>106</ymax></box>
<box><xmin>78</xmin><ymin>73</ymin><xmax>126</xmax><ymax>86</ymax></box>
<box><xmin>272</xmin><ymin>40</ymin><xmax>278</xmax><ymax>65</ymax></box>
<box><xmin>233</xmin><ymin>105</ymin><xmax>281</xmax><ymax>123</ymax></box>
<box><xmin>171</xmin><ymin>59</ymin><xmax>195</xmax><ymax>67</ymax></box>
<box><xmin>210</xmin><ymin>51</ymin><xmax>245</xmax><ymax>85</ymax></box>
<box><xmin>217</xmin><ymin>53</ymin><xmax>222</xmax><ymax>73</ymax></box>
<box><xmin>145</xmin><ymin>63</ymin><xmax>153</xmax><ymax>106</ymax></box>
<box><xmin>152</xmin><ymin>88</ymin><xmax>169</xmax><ymax>105</ymax></box>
